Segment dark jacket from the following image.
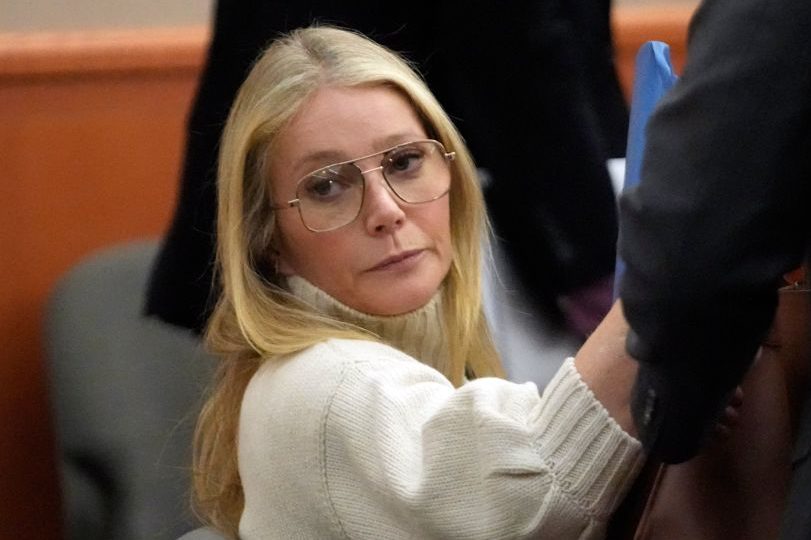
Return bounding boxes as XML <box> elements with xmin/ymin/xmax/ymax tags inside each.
<box><xmin>618</xmin><ymin>0</ymin><xmax>811</xmax><ymax>467</ymax></box>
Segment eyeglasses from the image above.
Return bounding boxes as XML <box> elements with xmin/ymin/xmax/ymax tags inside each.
<box><xmin>271</xmin><ymin>139</ymin><xmax>455</xmax><ymax>232</ymax></box>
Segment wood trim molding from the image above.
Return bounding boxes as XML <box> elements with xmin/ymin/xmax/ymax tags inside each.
<box><xmin>0</xmin><ymin>26</ymin><xmax>210</xmax><ymax>79</ymax></box>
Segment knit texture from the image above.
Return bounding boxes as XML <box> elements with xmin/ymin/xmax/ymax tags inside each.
<box><xmin>238</xmin><ymin>335</ymin><xmax>643</xmax><ymax>539</ymax></box>
<box><xmin>286</xmin><ymin>275</ymin><xmax>448</xmax><ymax>371</ymax></box>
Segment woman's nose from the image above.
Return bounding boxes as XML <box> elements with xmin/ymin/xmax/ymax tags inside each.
<box><xmin>362</xmin><ymin>172</ymin><xmax>406</xmax><ymax>235</ymax></box>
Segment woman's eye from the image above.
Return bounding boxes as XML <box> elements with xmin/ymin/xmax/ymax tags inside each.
<box><xmin>388</xmin><ymin>149</ymin><xmax>424</xmax><ymax>174</ymax></box>
<box><xmin>303</xmin><ymin>171</ymin><xmax>348</xmax><ymax>200</ymax></box>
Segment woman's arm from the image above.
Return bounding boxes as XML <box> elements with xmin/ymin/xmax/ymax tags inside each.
<box><xmin>574</xmin><ymin>301</ymin><xmax>639</xmax><ymax>439</ymax></box>
<box><xmin>240</xmin><ymin>339</ymin><xmax>643</xmax><ymax>539</ymax></box>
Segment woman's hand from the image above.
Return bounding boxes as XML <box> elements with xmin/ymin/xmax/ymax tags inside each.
<box><xmin>713</xmin><ymin>386</ymin><xmax>744</xmax><ymax>439</ymax></box>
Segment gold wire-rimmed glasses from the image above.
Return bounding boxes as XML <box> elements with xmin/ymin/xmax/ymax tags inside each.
<box><xmin>270</xmin><ymin>139</ymin><xmax>455</xmax><ymax>232</ymax></box>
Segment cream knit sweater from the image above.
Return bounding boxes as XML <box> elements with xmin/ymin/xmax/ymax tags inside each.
<box><xmin>237</xmin><ymin>277</ymin><xmax>643</xmax><ymax>539</ymax></box>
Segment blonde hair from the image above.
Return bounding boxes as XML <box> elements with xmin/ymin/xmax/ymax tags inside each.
<box><xmin>193</xmin><ymin>25</ymin><xmax>504</xmax><ymax>537</ymax></box>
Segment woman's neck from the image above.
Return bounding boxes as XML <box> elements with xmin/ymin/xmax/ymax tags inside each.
<box><xmin>285</xmin><ymin>275</ymin><xmax>448</xmax><ymax>371</ymax></box>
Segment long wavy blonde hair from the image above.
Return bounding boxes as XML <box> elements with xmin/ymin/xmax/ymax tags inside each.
<box><xmin>193</xmin><ymin>25</ymin><xmax>505</xmax><ymax>537</ymax></box>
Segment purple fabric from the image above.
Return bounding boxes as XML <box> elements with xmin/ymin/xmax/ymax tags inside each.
<box><xmin>559</xmin><ymin>274</ymin><xmax>614</xmax><ymax>338</ymax></box>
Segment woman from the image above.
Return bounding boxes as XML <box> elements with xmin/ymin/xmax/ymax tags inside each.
<box><xmin>193</xmin><ymin>25</ymin><xmax>643</xmax><ymax>539</ymax></box>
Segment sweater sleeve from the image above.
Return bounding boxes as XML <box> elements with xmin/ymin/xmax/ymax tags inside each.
<box><xmin>321</xmin><ymin>341</ymin><xmax>642</xmax><ymax>540</ymax></box>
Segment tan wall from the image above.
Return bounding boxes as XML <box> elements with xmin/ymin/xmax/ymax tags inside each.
<box><xmin>0</xmin><ymin>0</ymin><xmax>213</xmax><ymax>32</ymax></box>
<box><xmin>0</xmin><ymin>4</ymin><xmax>695</xmax><ymax>538</ymax></box>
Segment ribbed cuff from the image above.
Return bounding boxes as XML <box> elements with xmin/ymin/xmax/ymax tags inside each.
<box><xmin>535</xmin><ymin>358</ymin><xmax>644</xmax><ymax>520</ymax></box>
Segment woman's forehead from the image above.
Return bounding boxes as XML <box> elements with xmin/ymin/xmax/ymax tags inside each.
<box><xmin>272</xmin><ymin>86</ymin><xmax>428</xmax><ymax>178</ymax></box>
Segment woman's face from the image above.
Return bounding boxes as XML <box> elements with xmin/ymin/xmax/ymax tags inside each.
<box><xmin>269</xmin><ymin>85</ymin><xmax>453</xmax><ymax>315</ymax></box>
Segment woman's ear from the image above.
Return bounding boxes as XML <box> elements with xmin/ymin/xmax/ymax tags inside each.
<box><xmin>267</xmin><ymin>224</ymin><xmax>296</xmax><ymax>277</ymax></box>
<box><xmin>270</xmin><ymin>245</ymin><xmax>295</xmax><ymax>277</ymax></box>
<box><xmin>275</xmin><ymin>254</ymin><xmax>295</xmax><ymax>276</ymax></box>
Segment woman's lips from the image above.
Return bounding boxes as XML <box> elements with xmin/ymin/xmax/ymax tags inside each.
<box><xmin>367</xmin><ymin>249</ymin><xmax>424</xmax><ymax>272</ymax></box>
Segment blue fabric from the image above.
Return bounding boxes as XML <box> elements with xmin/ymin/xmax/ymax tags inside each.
<box><xmin>614</xmin><ymin>41</ymin><xmax>679</xmax><ymax>298</ymax></box>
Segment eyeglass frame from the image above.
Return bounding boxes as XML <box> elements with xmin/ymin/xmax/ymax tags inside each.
<box><xmin>269</xmin><ymin>138</ymin><xmax>456</xmax><ymax>232</ymax></box>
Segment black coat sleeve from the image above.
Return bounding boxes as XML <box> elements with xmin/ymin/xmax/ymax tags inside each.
<box><xmin>618</xmin><ymin>0</ymin><xmax>811</xmax><ymax>461</ymax></box>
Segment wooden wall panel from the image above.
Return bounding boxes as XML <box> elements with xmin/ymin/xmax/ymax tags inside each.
<box><xmin>0</xmin><ymin>27</ymin><xmax>207</xmax><ymax>540</ymax></box>
<box><xmin>0</xmin><ymin>8</ymin><xmax>691</xmax><ymax>538</ymax></box>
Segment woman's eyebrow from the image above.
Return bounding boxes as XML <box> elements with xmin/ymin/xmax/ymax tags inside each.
<box><xmin>293</xmin><ymin>150</ymin><xmax>347</xmax><ymax>175</ymax></box>
<box><xmin>374</xmin><ymin>132</ymin><xmax>426</xmax><ymax>149</ymax></box>
<box><xmin>293</xmin><ymin>132</ymin><xmax>426</xmax><ymax>174</ymax></box>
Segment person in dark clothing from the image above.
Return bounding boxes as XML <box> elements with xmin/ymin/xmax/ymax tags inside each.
<box><xmin>145</xmin><ymin>0</ymin><xmax>627</xmax><ymax>340</ymax></box>
<box><xmin>617</xmin><ymin>0</ymin><xmax>811</xmax><ymax>484</ymax></box>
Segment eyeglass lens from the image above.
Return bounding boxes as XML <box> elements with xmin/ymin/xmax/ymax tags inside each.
<box><xmin>296</xmin><ymin>140</ymin><xmax>450</xmax><ymax>232</ymax></box>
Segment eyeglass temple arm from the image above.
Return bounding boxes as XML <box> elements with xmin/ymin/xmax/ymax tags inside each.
<box><xmin>270</xmin><ymin>199</ymin><xmax>300</xmax><ymax>210</ymax></box>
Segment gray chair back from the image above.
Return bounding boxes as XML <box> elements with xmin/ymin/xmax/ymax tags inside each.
<box><xmin>45</xmin><ymin>240</ymin><xmax>217</xmax><ymax>540</ymax></box>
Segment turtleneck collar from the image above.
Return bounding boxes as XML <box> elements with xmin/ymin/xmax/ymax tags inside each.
<box><xmin>285</xmin><ymin>275</ymin><xmax>448</xmax><ymax>371</ymax></box>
